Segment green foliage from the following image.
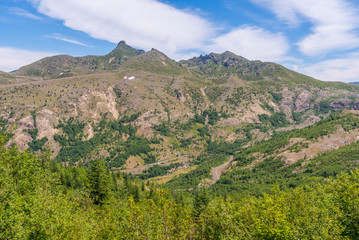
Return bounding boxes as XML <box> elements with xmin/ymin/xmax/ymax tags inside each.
<box><xmin>165</xmin><ymin>154</ymin><xmax>230</xmax><ymax>190</ymax></box>
<box><xmin>54</xmin><ymin>117</ymin><xmax>154</xmax><ymax>167</ymax></box>
<box><xmin>119</xmin><ymin>113</ymin><xmax>140</xmax><ymax>123</ymax></box>
<box><xmin>26</xmin><ymin>128</ymin><xmax>38</xmax><ymax>139</ymax></box>
<box><xmin>25</xmin><ymin>123</ymin><xmax>48</xmax><ymax>151</ymax></box>
<box><xmin>0</xmin><ymin>117</ymin><xmax>13</xmax><ymax>143</ymax></box>
<box><xmin>137</xmin><ymin>163</ymin><xmax>182</xmax><ymax>180</ymax></box>
<box><xmin>258</xmin><ymin>112</ymin><xmax>288</xmax><ymax>127</ymax></box>
<box><xmin>197</xmin><ymin>126</ymin><xmax>210</xmax><ymax>137</ymax></box>
<box><xmin>331</xmin><ymin>169</ymin><xmax>359</xmax><ymax>238</ymax></box>
<box><xmin>1</xmin><ymin>135</ymin><xmax>359</xmax><ymax>239</ymax></box>
<box><xmin>153</xmin><ymin>122</ymin><xmax>171</xmax><ymax>136</ymax></box>
<box><xmin>207</xmin><ymin>139</ymin><xmax>246</xmax><ymax>155</ymax></box>
<box><xmin>193</xmin><ymin>107</ymin><xmax>229</xmax><ymax>126</ymax></box>
<box><xmin>292</xmin><ymin>111</ymin><xmax>303</xmax><ymax>123</ymax></box>
<box><xmin>30</xmin><ymin>110</ymin><xmax>37</xmax><ymax>127</ymax></box>
<box><xmin>88</xmin><ymin>159</ymin><xmax>112</xmax><ymax>205</ymax></box>
<box><xmin>318</xmin><ymin>100</ymin><xmax>332</xmax><ymax>114</ymax></box>
<box><xmin>28</xmin><ymin>137</ymin><xmax>48</xmax><ymax>151</ymax></box>
<box><xmin>193</xmin><ymin>188</ymin><xmax>210</xmax><ymax>218</ymax></box>
<box><xmin>270</xmin><ymin>91</ymin><xmax>283</xmax><ymax>103</ymax></box>
<box><xmin>55</xmin><ymin>117</ymin><xmax>85</xmax><ymax>145</ymax></box>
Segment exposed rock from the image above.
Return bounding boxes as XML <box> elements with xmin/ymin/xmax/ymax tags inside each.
<box><xmin>329</xmin><ymin>99</ymin><xmax>351</xmax><ymax>110</ymax></box>
<box><xmin>6</xmin><ymin>115</ymin><xmax>34</xmax><ymax>151</ymax></box>
<box><xmin>77</xmin><ymin>87</ymin><xmax>119</xmax><ymax>120</ymax></box>
<box><xmin>276</xmin><ymin>127</ymin><xmax>359</xmax><ymax>165</ymax></box>
<box><xmin>84</xmin><ymin>123</ymin><xmax>94</xmax><ymax>140</ymax></box>
<box><xmin>17</xmin><ymin>115</ymin><xmax>35</xmax><ymax>129</ymax></box>
<box><xmin>217</xmin><ymin>117</ymin><xmax>242</xmax><ymax>127</ymax></box>
<box><xmin>225</xmin><ymin>132</ymin><xmax>238</xmax><ymax>142</ymax></box>
<box><xmin>176</xmin><ymin>89</ymin><xmax>186</xmax><ymax>103</ymax></box>
<box><xmin>280</xmin><ymin>89</ymin><xmax>295</xmax><ymax>113</ymax></box>
<box><xmin>134</xmin><ymin>110</ymin><xmax>168</xmax><ymax>138</ymax></box>
<box><xmin>36</xmin><ymin>108</ymin><xmax>61</xmax><ymax>153</ymax></box>
<box><xmin>295</xmin><ymin>90</ymin><xmax>312</xmax><ymax>112</ymax></box>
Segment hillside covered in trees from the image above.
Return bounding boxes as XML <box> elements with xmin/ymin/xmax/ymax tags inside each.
<box><xmin>1</xmin><ymin>132</ymin><xmax>359</xmax><ymax>239</ymax></box>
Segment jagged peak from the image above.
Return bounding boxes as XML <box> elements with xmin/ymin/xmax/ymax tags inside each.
<box><xmin>115</xmin><ymin>40</ymin><xmax>130</xmax><ymax>49</ymax></box>
<box><xmin>140</xmin><ymin>48</ymin><xmax>170</xmax><ymax>59</ymax></box>
<box><xmin>109</xmin><ymin>40</ymin><xmax>145</xmax><ymax>55</ymax></box>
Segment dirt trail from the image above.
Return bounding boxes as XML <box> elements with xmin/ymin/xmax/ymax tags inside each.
<box><xmin>211</xmin><ymin>155</ymin><xmax>234</xmax><ymax>184</ymax></box>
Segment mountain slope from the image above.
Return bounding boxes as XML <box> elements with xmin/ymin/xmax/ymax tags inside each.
<box><xmin>1</xmin><ymin>42</ymin><xmax>359</xmax><ymax>187</ymax></box>
<box><xmin>13</xmin><ymin>41</ymin><xmax>144</xmax><ymax>79</ymax></box>
<box><xmin>0</xmin><ymin>71</ymin><xmax>15</xmax><ymax>84</ymax></box>
<box><xmin>165</xmin><ymin>111</ymin><xmax>359</xmax><ymax>194</ymax></box>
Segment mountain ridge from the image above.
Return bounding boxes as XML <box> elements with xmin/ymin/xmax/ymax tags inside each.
<box><xmin>1</xmin><ymin>41</ymin><xmax>359</xmax><ymax>188</ymax></box>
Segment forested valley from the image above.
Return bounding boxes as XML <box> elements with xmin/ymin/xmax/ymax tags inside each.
<box><xmin>1</xmin><ymin>131</ymin><xmax>359</xmax><ymax>239</ymax></box>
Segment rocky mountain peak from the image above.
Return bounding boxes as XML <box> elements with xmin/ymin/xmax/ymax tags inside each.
<box><xmin>109</xmin><ymin>41</ymin><xmax>144</xmax><ymax>56</ymax></box>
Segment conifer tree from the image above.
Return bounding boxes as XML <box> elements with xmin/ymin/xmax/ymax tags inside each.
<box><xmin>88</xmin><ymin>159</ymin><xmax>111</xmax><ymax>205</ymax></box>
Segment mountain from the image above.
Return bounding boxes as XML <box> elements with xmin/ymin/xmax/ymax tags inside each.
<box><xmin>1</xmin><ymin>42</ymin><xmax>359</xmax><ymax>189</ymax></box>
<box><xmin>13</xmin><ymin>41</ymin><xmax>144</xmax><ymax>79</ymax></box>
<box><xmin>180</xmin><ymin>51</ymin><xmax>282</xmax><ymax>80</ymax></box>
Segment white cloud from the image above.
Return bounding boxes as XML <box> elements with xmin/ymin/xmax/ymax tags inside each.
<box><xmin>252</xmin><ymin>0</ymin><xmax>359</xmax><ymax>56</ymax></box>
<box><xmin>30</xmin><ymin>0</ymin><xmax>214</xmax><ymax>57</ymax></box>
<box><xmin>296</xmin><ymin>53</ymin><xmax>359</xmax><ymax>82</ymax></box>
<box><xmin>27</xmin><ymin>0</ymin><xmax>291</xmax><ymax>62</ymax></box>
<box><xmin>9</xmin><ymin>7</ymin><xmax>41</xmax><ymax>20</ymax></box>
<box><xmin>46</xmin><ymin>33</ymin><xmax>90</xmax><ymax>47</ymax></box>
<box><xmin>208</xmin><ymin>26</ymin><xmax>289</xmax><ymax>61</ymax></box>
<box><xmin>0</xmin><ymin>47</ymin><xmax>56</xmax><ymax>72</ymax></box>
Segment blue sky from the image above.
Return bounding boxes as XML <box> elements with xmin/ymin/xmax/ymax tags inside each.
<box><xmin>1</xmin><ymin>0</ymin><xmax>359</xmax><ymax>82</ymax></box>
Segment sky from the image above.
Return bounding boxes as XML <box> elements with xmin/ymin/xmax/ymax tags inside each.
<box><xmin>1</xmin><ymin>0</ymin><xmax>359</xmax><ymax>82</ymax></box>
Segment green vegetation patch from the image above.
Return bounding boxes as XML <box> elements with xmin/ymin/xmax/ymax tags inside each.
<box><xmin>54</xmin><ymin>116</ymin><xmax>155</xmax><ymax>167</ymax></box>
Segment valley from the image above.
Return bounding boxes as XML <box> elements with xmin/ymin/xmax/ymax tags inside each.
<box><xmin>1</xmin><ymin>41</ymin><xmax>359</xmax><ymax>190</ymax></box>
<box><xmin>1</xmin><ymin>41</ymin><xmax>359</xmax><ymax>239</ymax></box>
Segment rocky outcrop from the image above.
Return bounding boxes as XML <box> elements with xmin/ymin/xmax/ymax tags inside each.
<box><xmin>134</xmin><ymin>110</ymin><xmax>168</xmax><ymax>138</ymax></box>
<box><xmin>329</xmin><ymin>99</ymin><xmax>351</xmax><ymax>110</ymax></box>
<box><xmin>36</xmin><ymin>108</ymin><xmax>61</xmax><ymax>152</ymax></box>
<box><xmin>295</xmin><ymin>90</ymin><xmax>312</xmax><ymax>112</ymax></box>
<box><xmin>77</xmin><ymin>87</ymin><xmax>119</xmax><ymax>120</ymax></box>
<box><xmin>6</xmin><ymin>115</ymin><xmax>34</xmax><ymax>151</ymax></box>
<box><xmin>176</xmin><ymin>89</ymin><xmax>186</xmax><ymax>103</ymax></box>
<box><xmin>280</xmin><ymin>89</ymin><xmax>296</xmax><ymax>114</ymax></box>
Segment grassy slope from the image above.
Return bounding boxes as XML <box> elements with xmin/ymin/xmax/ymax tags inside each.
<box><xmin>165</xmin><ymin>111</ymin><xmax>359</xmax><ymax>196</ymax></box>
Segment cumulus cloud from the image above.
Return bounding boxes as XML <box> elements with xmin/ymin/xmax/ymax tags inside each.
<box><xmin>208</xmin><ymin>26</ymin><xmax>289</xmax><ymax>61</ymax></box>
<box><xmin>0</xmin><ymin>47</ymin><xmax>56</xmax><ymax>72</ymax></box>
<box><xmin>29</xmin><ymin>0</ymin><xmax>214</xmax><ymax>56</ymax></box>
<box><xmin>252</xmin><ymin>0</ymin><xmax>359</xmax><ymax>56</ymax></box>
<box><xmin>297</xmin><ymin>54</ymin><xmax>359</xmax><ymax>82</ymax></box>
<box><xmin>29</xmin><ymin>0</ymin><xmax>289</xmax><ymax>62</ymax></box>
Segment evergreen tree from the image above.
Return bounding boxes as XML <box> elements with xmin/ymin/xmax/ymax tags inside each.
<box><xmin>88</xmin><ymin>159</ymin><xmax>111</xmax><ymax>205</ymax></box>
<box><xmin>193</xmin><ymin>188</ymin><xmax>209</xmax><ymax>218</ymax></box>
